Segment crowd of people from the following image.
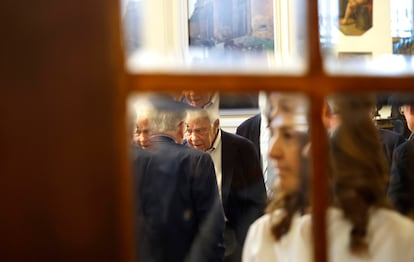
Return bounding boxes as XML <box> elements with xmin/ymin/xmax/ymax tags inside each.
<box><xmin>130</xmin><ymin>90</ymin><xmax>414</xmax><ymax>262</ymax></box>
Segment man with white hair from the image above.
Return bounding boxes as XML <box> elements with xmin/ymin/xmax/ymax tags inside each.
<box><xmin>132</xmin><ymin>94</ymin><xmax>225</xmax><ymax>262</ymax></box>
<box><xmin>185</xmin><ymin>107</ymin><xmax>266</xmax><ymax>262</ymax></box>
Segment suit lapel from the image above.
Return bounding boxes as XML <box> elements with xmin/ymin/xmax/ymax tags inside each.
<box><xmin>221</xmin><ymin>131</ymin><xmax>234</xmax><ymax>205</ymax></box>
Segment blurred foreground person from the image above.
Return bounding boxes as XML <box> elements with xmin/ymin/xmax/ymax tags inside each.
<box><xmin>185</xmin><ymin>108</ymin><xmax>266</xmax><ymax>262</ymax></box>
<box><xmin>242</xmin><ymin>93</ymin><xmax>310</xmax><ymax>262</ymax></box>
<box><xmin>132</xmin><ymin>95</ymin><xmax>225</xmax><ymax>262</ymax></box>
<box><xmin>298</xmin><ymin>94</ymin><xmax>414</xmax><ymax>262</ymax></box>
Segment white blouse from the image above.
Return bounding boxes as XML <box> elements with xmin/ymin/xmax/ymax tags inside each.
<box><xmin>297</xmin><ymin>207</ymin><xmax>414</xmax><ymax>262</ymax></box>
<box><xmin>242</xmin><ymin>210</ymin><xmax>304</xmax><ymax>262</ymax></box>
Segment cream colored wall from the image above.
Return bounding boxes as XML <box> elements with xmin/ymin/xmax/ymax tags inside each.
<box><xmin>129</xmin><ymin>0</ymin><xmax>188</xmax><ymax>69</ymax></box>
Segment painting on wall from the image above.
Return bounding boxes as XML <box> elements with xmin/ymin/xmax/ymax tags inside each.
<box><xmin>338</xmin><ymin>0</ymin><xmax>373</xmax><ymax>36</ymax></box>
<box><xmin>187</xmin><ymin>0</ymin><xmax>275</xmax><ymax>61</ymax></box>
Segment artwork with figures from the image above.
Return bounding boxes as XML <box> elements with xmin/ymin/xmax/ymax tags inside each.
<box><xmin>339</xmin><ymin>0</ymin><xmax>373</xmax><ymax>36</ymax></box>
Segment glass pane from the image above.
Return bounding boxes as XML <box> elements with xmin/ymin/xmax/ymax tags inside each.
<box><xmin>121</xmin><ymin>0</ymin><xmax>308</xmax><ymax>74</ymax></box>
<box><xmin>319</xmin><ymin>0</ymin><xmax>414</xmax><ymax>75</ymax></box>
<box><xmin>128</xmin><ymin>91</ymin><xmax>312</xmax><ymax>261</ymax></box>
<box><xmin>323</xmin><ymin>92</ymin><xmax>414</xmax><ymax>261</ymax></box>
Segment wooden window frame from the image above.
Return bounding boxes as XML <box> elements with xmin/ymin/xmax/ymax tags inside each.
<box><xmin>125</xmin><ymin>1</ymin><xmax>414</xmax><ymax>262</ymax></box>
<box><xmin>3</xmin><ymin>1</ymin><xmax>414</xmax><ymax>261</ymax></box>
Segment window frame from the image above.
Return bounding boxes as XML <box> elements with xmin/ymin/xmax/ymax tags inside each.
<box><xmin>125</xmin><ymin>1</ymin><xmax>414</xmax><ymax>262</ymax></box>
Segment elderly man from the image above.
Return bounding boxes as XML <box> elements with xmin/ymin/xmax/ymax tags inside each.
<box><xmin>133</xmin><ymin>111</ymin><xmax>151</xmax><ymax>149</ymax></box>
<box><xmin>185</xmin><ymin>108</ymin><xmax>266</xmax><ymax>262</ymax></box>
<box><xmin>132</xmin><ymin>95</ymin><xmax>225</xmax><ymax>262</ymax></box>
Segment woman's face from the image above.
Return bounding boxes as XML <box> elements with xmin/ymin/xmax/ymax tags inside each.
<box><xmin>268</xmin><ymin>113</ymin><xmax>303</xmax><ymax>193</ymax></box>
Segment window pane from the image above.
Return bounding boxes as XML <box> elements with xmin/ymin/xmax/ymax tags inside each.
<box><xmin>324</xmin><ymin>92</ymin><xmax>414</xmax><ymax>261</ymax></box>
<box><xmin>128</xmin><ymin>91</ymin><xmax>313</xmax><ymax>261</ymax></box>
<box><xmin>121</xmin><ymin>0</ymin><xmax>308</xmax><ymax>74</ymax></box>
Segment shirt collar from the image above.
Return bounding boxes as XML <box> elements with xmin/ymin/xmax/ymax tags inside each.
<box><xmin>150</xmin><ymin>134</ymin><xmax>176</xmax><ymax>144</ymax></box>
<box><xmin>260</xmin><ymin>112</ymin><xmax>269</xmax><ymax>129</ymax></box>
<box><xmin>207</xmin><ymin>129</ymin><xmax>221</xmax><ymax>153</ymax></box>
<box><xmin>203</xmin><ymin>92</ymin><xmax>219</xmax><ymax>109</ymax></box>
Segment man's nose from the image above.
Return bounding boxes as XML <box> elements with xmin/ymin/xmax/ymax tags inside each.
<box><xmin>269</xmin><ymin>138</ymin><xmax>283</xmax><ymax>159</ymax></box>
<box><xmin>189</xmin><ymin>132</ymin><xmax>199</xmax><ymax>140</ymax></box>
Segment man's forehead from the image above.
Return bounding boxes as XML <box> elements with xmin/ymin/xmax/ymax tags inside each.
<box><xmin>186</xmin><ymin>117</ymin><xmax>210</xmax><ymax>125</ymax></box>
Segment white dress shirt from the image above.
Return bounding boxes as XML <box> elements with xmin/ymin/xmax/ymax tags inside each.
<box><xmin>296</xmin><ymin>207</ymin><xmax>414</xmax><ymax>262</ymax></box>
<box><xmin>242</xmin><ymin>210</ymin><xmax>303</xmax><ymax>262</ymax></box>
<box><xmin>259</xmin><ymin>113</ymin><xmax>272</xmax><ymax>182</ymax></box>
<box><xmin>207</xmin><ymin>129</ymin><xmax>222</xmax><ymax>200</ymax></box>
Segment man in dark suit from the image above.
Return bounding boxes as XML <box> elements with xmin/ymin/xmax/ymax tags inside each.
<box><xmin>388</xmin><ymin>140</ymin><xmax>414</xmax><ymax>218</ymax></box>
<box><xmin>185</xmin><ymin>108</ymin><xmax>267</xmax><ymax>262</ymax></box>
<box><xmin>132</xmin><ymin>95</ymin><xmax>225</xmax><ymax>262</ymax></box>
<box><xmin>378</xmin><ymin>128</ymin><xmax>406</xmax><ymax>168</ymax></box>
<box><xmin>236</xmin><ymin>114</ymin><xmax>261</xmax><ymax>157</ymax></box>
<box><xmin>236</xmin><ymin>92</ymin><xmax>275</xmax><ymax>197</ymax></box>
<box><xmin>387</xmin><ymin>95</ymin><xmax>414</xmax><ymax>217</ymax></box>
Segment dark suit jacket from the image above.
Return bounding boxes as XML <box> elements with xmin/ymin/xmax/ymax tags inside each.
<box><xmin>379</xmin><ymin>128</ymin><xmax>405</xmax><ymax>169</ymax></box>
<box><xmin>235</xmin><ymin>114</ymin><xmax>262</xmax><ymax>162</ymax></box>
<box><xmin>132</xmin><ymin>136</ymin><xmax>225</xmax><ymax>262</ymax></box>
<box><xmin>388</xmin><ymin>140</ymin><xmax>414</xmax><ymax>216</ymax></box>
<box><xmin>220</xmin><ymin>130</ymin><xmax>267</xmax><ymax>261</ymax></box>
